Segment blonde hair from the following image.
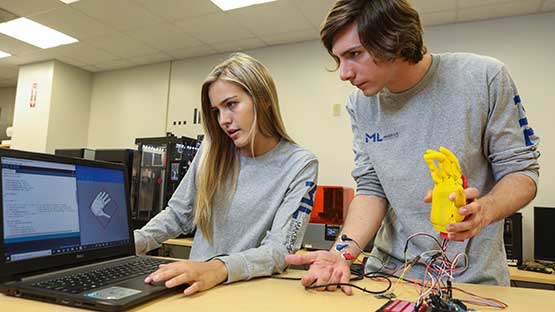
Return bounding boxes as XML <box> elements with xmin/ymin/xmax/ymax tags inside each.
<box><xmin>195</xmin><ymin>52</ymin><xmax>293</xmax><ymax>242</ymax></box>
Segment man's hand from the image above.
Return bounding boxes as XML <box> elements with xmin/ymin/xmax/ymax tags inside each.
<box><xmin>144</xmin><ymin>259</ymin><xmax>228</xmax><ymax>296</ymax></box>
<box><xmin>424</xmin><ymin>187</ymin><xmax>487</xmax><ymax>240</ymax></box>
<box><xmin>423</xmin><ymin>147</ymin><xmax>466</xmax><ymax>234</ymax></box>
<box><xmin>285</xmin><ymin>250</ymin><xmax>353</xmax><ymax>295</ymax></box>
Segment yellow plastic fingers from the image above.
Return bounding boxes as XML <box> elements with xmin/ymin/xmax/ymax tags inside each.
<box><xmin>423</xmin><ymin>150</ymin><xmax>446</xmax><ymax>184</ymax></box>
<box><xmin>423</xmin><ymin>146</ymin><xmax>466</xmax><ymax>235</ymax></box>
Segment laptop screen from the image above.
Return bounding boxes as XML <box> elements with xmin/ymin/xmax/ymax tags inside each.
<box><xmin>2</xmin><ymin>156</ymin><xmax>130</xmax><ymax>263</ymax></box>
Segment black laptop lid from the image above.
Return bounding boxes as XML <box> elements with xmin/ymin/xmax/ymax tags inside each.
<box><xmin>0</xmin><ymin>149</ymin><xmax>135</xmax><ymax>281</ymax></box>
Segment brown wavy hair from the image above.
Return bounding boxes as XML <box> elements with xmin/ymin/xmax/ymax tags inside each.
<box><xmin>321</xmin><ymin>0</ymin><xmax>427</xmax><ymax>66</ymax></box>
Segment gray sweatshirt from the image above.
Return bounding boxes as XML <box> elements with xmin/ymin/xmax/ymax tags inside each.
<box><xmin>134</xmin><ymin>139</ymin><xmax>318</xmax><ymax>283</ymax></box>
<box><xmin>347</xmin><ymin>53</ymin><xmax>539</xmax><ymax>285</ymax></box>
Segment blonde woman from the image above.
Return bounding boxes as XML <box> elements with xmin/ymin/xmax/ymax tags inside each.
<box><xmin>134</xmin><ymin>53</ymin><xmax>318</xmax><ymax>296</ymax></box>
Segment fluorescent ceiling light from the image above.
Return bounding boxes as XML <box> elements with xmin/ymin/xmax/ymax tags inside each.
<box><xmin>59</xmin><ymin>0</ymin><xmax>81</xmax><ymax>4</ymax></box>
<box><xmin>0</xmin><ymin>50</ymin><xmax>11</xmax><ymax>58</ymax></box>
<box><xmin>210</xmin><ymin>0</ymin><xmax>276</xmax><ymax>11</ymax></box>
<box><xmin>0</xmin><ymin>17</ymin><xmax>78</xmax><ymax>49</ymax></box>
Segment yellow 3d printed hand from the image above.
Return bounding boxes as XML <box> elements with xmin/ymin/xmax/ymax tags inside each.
<box><xmin>423</xmin><ymin>146</ymin><xmax>467</xmax><ymax>236</ymax></box>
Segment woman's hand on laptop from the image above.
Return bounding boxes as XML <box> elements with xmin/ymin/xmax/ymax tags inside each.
<box><xmin>144</xmin><ymin>259</ymin><xmax>228</xmax><ymax>296</ymax></box>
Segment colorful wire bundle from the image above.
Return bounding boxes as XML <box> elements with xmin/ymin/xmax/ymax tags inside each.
<box><xmin>278</xmin><ymin>233</ymin><xmax>508</xmax><ymax>310</ymax></box>
<box><xmin>379</xmin><ymin>232</ymin><xmax>507</xmax><ymax>310</ymax></box>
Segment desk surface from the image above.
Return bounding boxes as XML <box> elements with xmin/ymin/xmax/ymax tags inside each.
<box><xmin>163</xmin><ymin>238</ymin><xmax>555</xmax><ymax>285</ymax></box>
<box><xmin>2</xmin><ymin>269</ymin><xmax>554</xmax><ymax>312</ymax></box>
<box><xmin>508</xmin><ymin>266</ymin><xmax>555</xmax><ymax>285</ymax></box>
<box><xmin>163</xmin><ymin>237</ymin><xmax>193</xmax><ymax>247</ymax></box>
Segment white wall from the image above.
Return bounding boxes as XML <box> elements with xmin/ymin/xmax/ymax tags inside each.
<box><xmin>167</xmin><ymin>56</ymin><xmax>217</xmax><ymax>138</ymax></box>
<box><xmin>11</xmin><ymin>61</ymin><xmax>55</xmax><ymax>152</ymax></box>
<box><xmin>167</xmin><ymin>43</ymin><xmax>355</xmax><ymax>188</ymax></box>
<box><xmin>0</xmin><ymin>87</ymin><xmax>16</xmax><ymax>141</ymax></box>
<box><xmin>46</xmin><ymin>61</ymin><xmax>92</xmax><ymax>153</ymax></box>
<box><xmin>87</xmin><ymin>12</ymin><xmax>555</xmax><ymax>261</ymax></box>
<box><xmin>87</xmin><ymin>62</ymin><xmax>171</xmax><ymax>149</ymax></box>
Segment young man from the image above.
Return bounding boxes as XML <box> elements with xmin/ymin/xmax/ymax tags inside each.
<box><xmin>286</xmin><ymin>0</ymin><xmax>539</xmax><ymax>295</ymax></box>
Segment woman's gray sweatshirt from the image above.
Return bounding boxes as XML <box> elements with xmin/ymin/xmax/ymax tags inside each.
<box><xmin>134</xmin><ymin>139</ymin><xmax>318</xmax><ymax>283</ymax></box>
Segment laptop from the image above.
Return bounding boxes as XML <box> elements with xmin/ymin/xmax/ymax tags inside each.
<box><xmin>0</xmin><ymin>148</ymin><xmax>182</xmax><ymax>311</ymax></box>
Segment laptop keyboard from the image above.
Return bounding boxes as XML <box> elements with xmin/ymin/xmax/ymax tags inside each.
<box><xmin>31</xmin><ymin>257</ymin><xmax>172</xmax><ymax>294</ymax></box>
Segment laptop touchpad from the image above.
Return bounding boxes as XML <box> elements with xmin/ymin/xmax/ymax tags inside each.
<box><xmin>84</xmin><ymin>286</ymin><xmax>142</xmax><ymax>300</ymax></box>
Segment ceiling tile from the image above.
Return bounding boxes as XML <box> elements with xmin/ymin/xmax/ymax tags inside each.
<box><xmin>13</xmin><ymin>49</ymin><xmax>89</xmax><ymax>69</ymax></box>
<box><xmin>458</xmin><ymin>0</ymin><xmax>542</xmax><ymax>22</ymax></box>
<box><xmin>263</xmin><ymin>28</ymin><xmax>318</xmax><ymax>46</ymax></box>
<box><xmin>0</xmin><ymin>51</ymin><xmax>55</xmax><ymax>66</ymax></box>
<box><xmin>130</xmin><ymin>52</ymin><xmax>173</xmax><ymax>66</ymax></box>
<box><xmin>0</xmin><ymin>0</ymin><xmax>63</xmax><ymax>17</ymax></box>
<box><xmin>55</xmin><ymin>55</ymin><xmax>89</xmax><ymax>68</ymax></box>
<box><xmin>293</xmin><ymin>0</ymin><xmax>337</xmax><ymax>28</ymax></box>
<box><xmin>125</xmin><ymin>22</ymin><xmax>204</xmax><ymax>51</ymax></box>
<box><xmin>47</xmin><ymin>42</ymin><xmax>120</xmax><ymax>64</ymax></box>
<box><xmin>86</xmin><ymin>33</ymin><xmax>159</xmax><ymax>58</ymax></box>
<box><xmin>0</xmin><ymin>50</ymin><xmax>84</xmax><ymax>72</ymax></box>
<box><xmin>94</xmin><ymin>59</ymin><xmax>136</xmax><ymax>72</ymax></box>
<box><xmin>226</xmin><ymin>0</ymin><xmax>312</xmax><ymax>36</ymax></box>
<box><xmin>0</xmin><ymin>0</ymin><xmax>550</xmax><ymax>74</ymax></box>
<box><xmin>421</xmin><ymin>10</ymin><xmax>457</xmax><ymax>26</ymax></box>
<box><xmin>0</xmin><ymin>33</ymin><xmax>41</xmax><ymax>55</ymax></box>
<box><xmin>71</xmin><ymin>0</ymin><xmax>165</xmax><ymax>32</ymax></box>
<box><xmin>174</xmin><ymin>13</ymin><xmax>254</xmax><ymax>44</ymax></box>
<box><xmin>542</xmin><ymin>0</ymin><xmax>555</xmax><ymax>11</ymax></box>
<box><xmin>210</xmin><ymin>37</ymin><xmax>267</xmax><ymax>53</ymax></box>
<box><xmin>411</xmin><ymin>0</ymin><xmax>456</xmax><ymax>13</ymax></box>
<box><xmin>166</xmin><ymin>45</ymin><xmax>217</xmax><ymax>60</ymax></box>
<box><xmin>81</xmin><ymin>65</ymin><xmax>100</xmax><ymax>72</ymax></box>
<box><xmin>28</xmin><ymin>6</ymin><xmax>114</xmax><ymax>40</ymax></box>
<box><xmin>135</xmin><ymin>0</ymin><xmax>220</xmax><ymax>21</ymax></box>
<box><xmin>0</xmin><ymin>56</ymin><xmax>18</xmax><ymax>66</ymax></box>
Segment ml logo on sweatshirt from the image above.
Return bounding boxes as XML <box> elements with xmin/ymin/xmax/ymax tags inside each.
<box><xmin>366</xmin><ymin>132</ymin><xmax>383</xmax><ymax>143</ymax></box>
<box><xmin>365</xmin><ymin>131</ymin><xmax>399</xmax><ymax>143</ymax></box>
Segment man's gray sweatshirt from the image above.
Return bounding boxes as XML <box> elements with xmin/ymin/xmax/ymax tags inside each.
<box><xmin>347</xmin><ymin>53</ymin><xmax>540</xmax><ymax>285</ymax></box>
<box><xmin>134</xmin><ymin>139</ymin><xmax>318</xmax><ymax>283</ymax></box>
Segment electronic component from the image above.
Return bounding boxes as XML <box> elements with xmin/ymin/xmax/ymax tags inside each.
<box><xmin>519</xmin><ymin>264</ymin><xmax>553</xmax><ymax>274</ymax></box>
<box><xmin>375</xmin><ymin>299</ymin><xmax>426</xmax><ymax>312</ymax></box>
<box><xmin>424</xmin><ymin>294</ymin><xmax>469</xmax><ymax>312</ymax></box>
<box><xmin>375</xmin><ymin>292</ymin><xmax>396</xmax><ymax>300</ymax></box>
